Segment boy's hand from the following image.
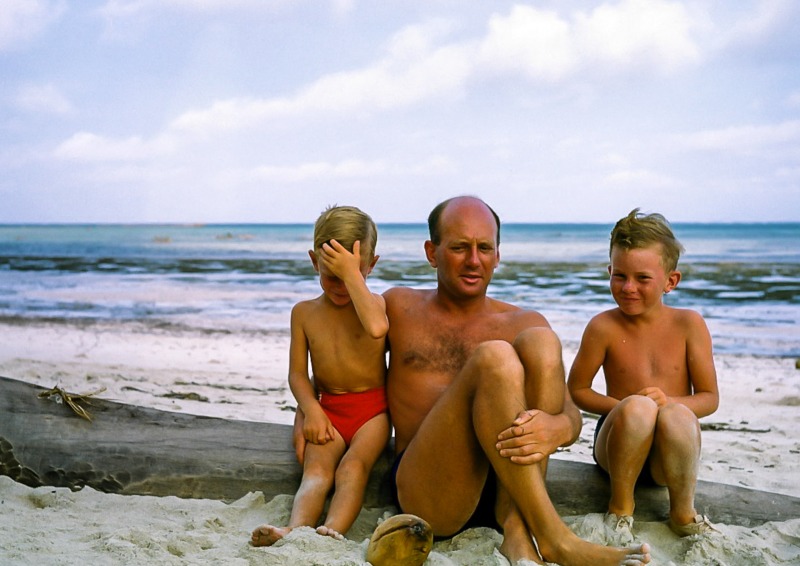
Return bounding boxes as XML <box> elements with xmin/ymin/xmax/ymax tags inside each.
<box><xmin>292</xmin><ymin>410</ymin><xmax>307</xmax><ymax>464</ymax></box>
<box><xmin>638</xmin><ymin>386</ymin><xmax>668</xmax><ymax>407</ymax></box>
<box><xmin>320</xmin><ymin>239</ymin><xmax>363</xmax><ymax>283</ymax></box>
<box><xmin>303</xmin><ymin>407</ymin><xmax>336</xmax><ymax>445</ymax></box>
<box><xmin>495</xmin><ymin>410</ymin><xmax>563</xmax><ymax>464</ymax></box>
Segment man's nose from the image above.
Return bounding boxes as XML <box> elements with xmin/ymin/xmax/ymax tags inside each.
<box><xmin>466</xmin><ymin>245</ymin><xmax>480</xmax><ymax>265</ymax></box>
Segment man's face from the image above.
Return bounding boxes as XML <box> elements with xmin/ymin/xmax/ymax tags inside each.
<box><xmin>425</xmin><ymin>199</ymin><xmax>500</xmax><ymax>299</ymax></box>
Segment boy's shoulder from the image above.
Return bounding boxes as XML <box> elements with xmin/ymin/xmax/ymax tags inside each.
<box><xmin>291</xmin><ymin>295</ymin><xmax>326</xmax><ymax>316</ymax></box>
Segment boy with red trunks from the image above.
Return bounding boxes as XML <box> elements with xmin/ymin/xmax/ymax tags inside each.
<box><xmin>251</xmin><ymin>205</ymin><xmax>390</xmax><ymax>546</ymax></box>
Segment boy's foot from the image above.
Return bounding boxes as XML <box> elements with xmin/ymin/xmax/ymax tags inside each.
<box><xmin>250</xmin><ymin>524</ymin><xmax>291</xmax><ymax>547</ymax></box>
<box><xmin>604</xmin><ymin>512</ymin><xmax>634</xmax><ymax>545</ymax></box>
<box><xmin>668</xmin><ymin>514</ymin><xmax>717</xmax><ymax>537</ymax></box>
<box><xmin>316</xmin><ymin>526</ymin><xmax>345</xmax><ymax>540</ymax></box>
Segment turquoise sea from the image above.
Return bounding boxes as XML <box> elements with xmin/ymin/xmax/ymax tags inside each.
<box><xmin>0</xmin><ymin>223</ymin><xmax>798</xmax><ymax>357</ymax></box>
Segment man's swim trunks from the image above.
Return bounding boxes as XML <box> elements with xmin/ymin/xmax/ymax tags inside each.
<box><xmin>593</xmin><ymin>413</ymin><xmax>656</xmax><ymax>486</ymax></box>
<box><xmin>389</xmin><ymin>450</ymin><xmax>500</xmax><ymax>535</ymax></box>
<box><xmin>319</xmin><ymin>386</ymin><xmax>388</xmax><ymax>446</ymax></box>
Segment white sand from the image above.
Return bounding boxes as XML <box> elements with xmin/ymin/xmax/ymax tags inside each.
<box><xmin>1</xmin><ymin>320</ymin><xmax>799</xmax><ymax>565</ymax></box>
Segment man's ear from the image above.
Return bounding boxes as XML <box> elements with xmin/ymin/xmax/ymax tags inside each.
<box><xmin>308</xmin><ymin>250</ymin><xmax>320</xmax><ymax>272</ymax></box>
<box><xmin>423</xmin><ymin>240</ymin><xmax>437</xmax><ymax>267</ymax></box>
<box><xmin>665</xmin><ymin>270</ymin><xmax>681</xmax><ymax>293</ymax></box>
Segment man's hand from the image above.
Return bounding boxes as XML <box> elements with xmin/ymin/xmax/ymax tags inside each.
<box><xmin>495</xmin><ymin>409</ymin><xmax>565</xmax><ymax>465</ymax></box>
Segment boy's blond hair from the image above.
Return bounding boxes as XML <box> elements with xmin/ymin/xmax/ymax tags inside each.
<box><xmin>610</xmin><ymin>208</ymin><xmax>684</xmax><ymax>271</ymax></box>
<box><xmin>313</xmin><ymin>205</ymin><xmax>378</xmax><ymax>260</ymax></box>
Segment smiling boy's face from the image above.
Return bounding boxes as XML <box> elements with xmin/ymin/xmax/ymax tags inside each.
<box><xmin>608</xmin><ymin>244</ymin><xmax>681</xmax><ymax>316</ymax></box>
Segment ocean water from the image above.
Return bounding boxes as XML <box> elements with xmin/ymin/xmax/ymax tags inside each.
<box><xmin>0</xmin><ymin>223</ymin><xmax>798</xmax><ymax>357</ymax></box>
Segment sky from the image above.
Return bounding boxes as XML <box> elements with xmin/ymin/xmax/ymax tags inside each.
<box><xmin>1</xmin><ymin>0</ymin><xmax>799</xmax><ymax>224</ymax></box>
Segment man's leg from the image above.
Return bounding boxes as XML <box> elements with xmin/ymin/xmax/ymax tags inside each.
<box><xmin>398</xmin><ymin>336</ymin><xmax>650</xmax><ymax>566</ymax></box>
<box><xmin>494</xmin><ymin>328</ymin><xmax>567</xmax><ymax>563</ymax></box>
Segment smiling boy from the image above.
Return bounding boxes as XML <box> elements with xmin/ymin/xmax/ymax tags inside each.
<box><xmin>568</xmin><ymin>208</ymin><xmax>719</xmax><ymax>540</ymax></box>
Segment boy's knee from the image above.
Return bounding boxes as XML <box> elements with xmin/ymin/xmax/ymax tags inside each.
<box><xmin>657</xmin><ymin>403</ymin><xmax>700</xmax><ymax>436</ymax></box>
<box><xmin>616</xmin><ymin>395</ymin><xmax>659</xmax><ymax>429</ymax></box>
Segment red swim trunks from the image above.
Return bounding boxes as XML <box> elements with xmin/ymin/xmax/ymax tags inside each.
<box><xmin>319</xmin><ymin>386</ymin><xmax>388</xmax><ymax>446</ymax></box>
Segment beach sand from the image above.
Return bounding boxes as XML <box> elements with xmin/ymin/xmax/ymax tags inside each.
<box><xmin>1</xmin><ymin>319</ymin><xmax>799</xmax><ymax>565</ymax></box>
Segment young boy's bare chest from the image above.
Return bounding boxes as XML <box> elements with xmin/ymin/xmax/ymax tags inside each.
<box><xmin>604</xmin><ymin>327</ymin><xmax>689</xmax><ymax>394</ymax></box>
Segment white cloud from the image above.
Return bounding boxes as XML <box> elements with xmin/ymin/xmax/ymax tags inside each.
<box><xmin>679</xmin><ymin>120</ymin><xmax>800</xmax><ymax>155</ymax></box>
<box><xmin>602</xmin><ymin>168</ymin><xmax>676</xmax><ymax>188</ymax></box>
<box><xmin>0</xmin><ymin>0</ymin><xmax>65</xmax><ymax>51</ymax></box>
<box><xmin>244</xmin><ymin>159</ymin><xmax>387</xmax><ymax>183</ymax></box>
<box><xmin>477</xmin><ymin>0</ymin><xmax>700</xmax><ymax>80</ymax></box>
<box><xmin>54</xmin><ymin>131</ymin><xmax>175</xmax><ymax>162</ymax></box>
<box><xmin>14</xmin><ymin>83</ymin><xmax>73</xmax><ymax>115</ymax></box>
<box><xmin>478</xmin><ymin>5</ymin><xmax>576</xmax><ymax>81</ymax></box>
<box><xmin>170</xmin><ymin>21</ymin><xmax>474</xmax><ymax>136</ymax></box>
<box><xmin>575</xmin><ymin>0</ymin><xmax>700</xmax><ymax>71</ymax></box>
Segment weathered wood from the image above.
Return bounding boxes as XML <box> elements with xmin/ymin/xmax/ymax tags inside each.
<box><xmin>1</xmin><ymin>375</ymin><xmax>798</xmax><ymax>527</ymax></box>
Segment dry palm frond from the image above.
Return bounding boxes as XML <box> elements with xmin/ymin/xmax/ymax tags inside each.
<box><xmin>38</xmin><ymin>385</ymin><xmax>107</xmax><ymax>422</ymax></box>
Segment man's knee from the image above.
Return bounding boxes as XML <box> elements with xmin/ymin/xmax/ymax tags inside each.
<box><xmin>513</xmin><ymin>327</ymin><xmax>562</xmax><ymax>371</ymax></box>
<box><xmin>470</xmin><ymin>340</ymin><xmax>522</xmax><ymax>378</ymax></box>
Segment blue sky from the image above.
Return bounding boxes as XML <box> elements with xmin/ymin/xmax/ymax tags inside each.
<box><xmin>2</xmin><ymin>0</ymin><xmax>799</xmax><ymax>223</ymax></box>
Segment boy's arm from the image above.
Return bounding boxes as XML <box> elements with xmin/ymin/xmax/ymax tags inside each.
<box><xmin>287</xmin><ymin>304</ymin><xmax>335</xmax><ymax>445</ymax></box>
<box><xmin>670</xmin><ymin>311</ymin><xmax>719</xmax><ymax>418</ymax></box>
<box><xmin>320</xmin><ymin>240</ymin><xmax>388</xmax><ymax>339</ymax></box>
<box><xmin>567</xmin><ymin>318</ymin><xmax>618</xmax><ymax>416</ymax></box>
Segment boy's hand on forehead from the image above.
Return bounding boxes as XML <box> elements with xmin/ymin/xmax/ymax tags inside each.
<box><xmin>320</xmin><ymin>239</ymin><xmax>362</xmax><ymax>279</ymax></box>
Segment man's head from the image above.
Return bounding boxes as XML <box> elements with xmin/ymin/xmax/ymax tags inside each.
<box><xmin>428</xmin><ymin>196</ymin><xmax>501</xmax><ymax>246</ymax></box>
<box><xmin>424</xmin><ymin>196</ymin><xmax>500</xmax><ymax>300</ymax></box>
<box><xmin>313</xmin><ymin>205</ymin><xmax>378</xmax><ymax>261</ymax></box>
<box><xmin>609</xmin><ymin>208</ymin><xmax>684</xmax><ymax>271</ymax></box>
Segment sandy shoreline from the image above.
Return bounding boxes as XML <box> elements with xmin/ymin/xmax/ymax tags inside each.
<box><xmin>1</xmin><ymin>319</ymin><xmax>799</xmax><ymax>564</ymax></box>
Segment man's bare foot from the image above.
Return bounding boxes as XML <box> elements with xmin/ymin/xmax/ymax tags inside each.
<box><xmin>250</xmin><ymin>524</ymin><xmax>291</xmax><ymax>547</ymax></box>
<box><xmin>498</xmin><ymin>532</ymin><xmax>544</xmax><ymax>565</ymax></box>
<box><xmin>542</xmin><ymin>539</ymin><xmax>651</xmax><ymax>566</ymax></box>
<box><xmin>316</xmin><ymin>525</ymin><xmax>345</xmax><ymax>540</ymax></box>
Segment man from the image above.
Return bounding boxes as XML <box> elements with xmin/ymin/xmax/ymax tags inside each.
<box><xmin>384</xmin><ymin>196</ymin><xmax>650</xmax><ymax>565</ymax></box>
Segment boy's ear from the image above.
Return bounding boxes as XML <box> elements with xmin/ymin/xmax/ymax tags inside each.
<box><xmin>365</xmin><ymin>254</ymin><xmax>379</xmax><ymax>274</ymax></box>
<box><xmin>424</xmin><ymin>240</ymin><xmax>437</xmax><ymax>267</ymax></box>
<box><xmin>308</xmin><ymin>250</ymin><xmax>320</xmax><ymax>272</ymax></box>
<box><xmin>665</xmin><ymin>270</ymin><xmax>681</xmax><ymax>293</ymax></box>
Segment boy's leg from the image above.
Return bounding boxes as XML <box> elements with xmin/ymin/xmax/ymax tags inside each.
<box><xmin>251</xmin><ymin>435</ymin><xmax>346</xmax><ymax>546</ymax></box>
<box><xmin>647</xmin><ymin>403</ymin><xmax>703</xmax><ymax>526</ymax></box>
<box><xmin>595</xmin><ymin>396</ymin><xmax>658</xmax><ymax>517</ymax></box>
<box><xmin>318</xmin><ymin>413</ymin><xmax>391</xmax><ymax>537</ymax></box>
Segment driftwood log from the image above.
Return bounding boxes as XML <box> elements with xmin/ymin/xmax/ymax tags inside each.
<box><xmin>1</xmin><ymin>375</ymin><xmax>797</xmax><ymax>527</ymax></box>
